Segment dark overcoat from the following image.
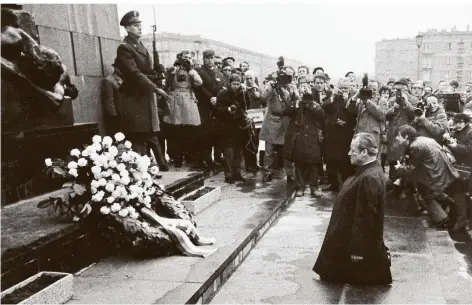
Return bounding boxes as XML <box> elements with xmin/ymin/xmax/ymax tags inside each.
<box><xmin>214</xmin><ymin>88</ymin><xmax>250</xmax><ymax>148</ymax></box>
<box><xmin>322</xmin><ymin>93</ymin><xmax>356</xmax><ymax>161</ymax></box>
<box><xmin>195</xmin><ymin>65</ymin><xmax>225</xmax><ymax>124</ymax></box>
<box><xmin>114</xmin><ymin>35</ymin><xmax>159</xmax><ymax>133</ymax></box>
<box><xmin>313</xmin><ymin>160</ymin><xmax>392</xmax><ymax>285</ymax></box>
<box><xmin>283</xmin><ymin>101</ymin><xmax>325</xmax><ymax>164</ymax></box>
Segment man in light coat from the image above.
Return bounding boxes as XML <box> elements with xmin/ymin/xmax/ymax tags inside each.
<box><xmin>259</xmin><ymin>69</ymin><xmax>294</xmax><ymax>183</ymax></box>
<box><xmin>347</xmin><ymin>79</ymin><xmax>388</xmax><ymax>152</ymax></box>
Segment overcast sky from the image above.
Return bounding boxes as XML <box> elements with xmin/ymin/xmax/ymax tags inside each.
<box><xmin>117</xmin><ymin>0</ymin><xmax>472</xmax><ymax>78</ymax></box>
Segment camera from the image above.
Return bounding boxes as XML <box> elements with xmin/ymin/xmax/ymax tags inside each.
<box><xmin>270</xmin><ymin>56</ymin><xmax>292</xmax><ymax>88</ymax></box>
<box><xmin>358</xmin><ymin>73</ymin><xmax>373</xmax><ymax>101</ymax></box>
<box><xmin>414</xmin><ymin>101</ymin><xmax>428</xmax><ymax>117</ymax></box>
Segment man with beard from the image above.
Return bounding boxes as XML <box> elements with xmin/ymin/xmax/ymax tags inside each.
<box><xmin>444</xmin><ymin>113</ymin><xmax>472</xmax><ymax>232</ymax></box>
<box><xmin>114</xmin><ymin>11</ymin><xmax>169</xmax><ymax>156</ymax></box>
<box><xmin>215</xmin><ymin>73</ymin><xmax>251</xmax><ymax>184</ymax></box>
<box><xmin>322</xmin><ymin>78</ymin><xmax>356</xmax><ymax>191</ymax></box>
<box><xmin>313</xmin><ymin>132</ymin><xmax>392</xmax><ymax>286</ymax></box>
<box><xmin>195</xmin><ymin>49</ymin><xmax>225</xmax><ymax>169</ymax></box>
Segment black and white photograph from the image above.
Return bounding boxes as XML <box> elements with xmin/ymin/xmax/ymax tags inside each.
<box><xmin>1</xmin><ymin>0</ymin><xmax>472</xmax><ymax>303</ymax></box>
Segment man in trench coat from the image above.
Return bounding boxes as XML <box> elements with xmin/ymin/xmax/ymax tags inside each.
<box><xmin>114</xmin><ymin>11</ymin><xmax>168</xmax><ymax>156</ymax></box>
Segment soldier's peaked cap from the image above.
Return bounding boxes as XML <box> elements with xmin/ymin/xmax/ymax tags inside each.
<box><xmin>120</xmin><ymin>11</ymin><xmax>141</xmax><ymax>26</ymax></box>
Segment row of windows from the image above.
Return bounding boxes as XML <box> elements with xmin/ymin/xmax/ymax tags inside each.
<box><xmin>423</xmin><ymin>41</ymin><xmax>472</xmax><ymax>51</ymax></box>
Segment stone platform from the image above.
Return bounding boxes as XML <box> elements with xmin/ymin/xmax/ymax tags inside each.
<box><xmin>0</xmin><ymin>170</ymin><xmax>207</xmax><ymax>291</ymax></box>
<box><xmin>66</xmin><ymin>172</ymin><xmax>296</xmax><ymax>304</ymax></box>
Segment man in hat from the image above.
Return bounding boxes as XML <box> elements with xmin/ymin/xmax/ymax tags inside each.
<box><xmin>313</xmin><ymin>67</ymin><xmax>325</xmax><ymax>76</ymax></box>
<box><xmin>223</xmin><ymin>56</ymin><xmax>235</xmax><ymax>68</ymax></box>
<box><xmin>345</xmin><ymin>71</ymin><xmax>356</xmax><ymax>83</ymax></box>
<box><xmin>114</xmin><ymin>10</ymin><xmax>169</xmax><ymax>159</ymax></box>
<box><xmin>194</xmin><ymin>49</ymin><xmax>225</xmax><ymax>169</ymax></box>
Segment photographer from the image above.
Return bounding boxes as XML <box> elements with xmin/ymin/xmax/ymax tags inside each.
<box><xmin>385</xmin><ymin>78</ymin><xmax>418</xmax><ymax>173</ymax></box>
<box><xmin>347</xmin><ymin>79</ymin><xmax>388</xmax><ymax>151</ymax></box>
<box><xmin>394</xmin><ymin>125</ymin><xmax>460</xmax><ymax>229</ymax></box>
<box><xmin>163</xmin><ymin>50</ymin><xmax>203</xmax><ymax>168</ymax></box>
<box><xmin>260</xmin><ymin>67</ymin><xmax>294</xmax><ymax>183</ymax></box>
<box><xmin>444</xmin><ymin>113</ymin><xmax>472</xmax><ymax>232</ymax></box>
<box><xmin>411</xmin><ymin>95</ymin><xmax>447</xmax><ymax>142</ymax></box>
<box><xmin>322</xmin><ymin>78</ymin><xmax>356</xmax><ymax>191</ymax></box>
<box><xmin>284</xmin><ymin>84</ymin><xmax>326</xmax><ymax>197</ymax></box>
<box><xmin>214</xmin><ymin>73</ymin><xmax>251</xmax><ymax>184</ymax></box>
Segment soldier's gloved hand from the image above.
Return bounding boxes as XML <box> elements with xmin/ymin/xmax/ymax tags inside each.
<box><xmin>210</xmin><ymin>97</ymin><xmax>217</xmax><ymax>105</ymax></box>
<box><xmin>155</xmin><ymin>88</ymin><xmax>169</xmax><ymax>100</ymax></box>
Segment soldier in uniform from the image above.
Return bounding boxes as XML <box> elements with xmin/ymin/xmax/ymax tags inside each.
<box><xmin>114</xmin><ymin>11</ymin><xmax>169</xmax><ymax>159</ymax></box>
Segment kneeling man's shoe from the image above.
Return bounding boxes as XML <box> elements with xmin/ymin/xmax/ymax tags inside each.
<box><xmin>225</xmin><ymin>177</ymin><xmax>234</xmax><ymax>184</ymax></box>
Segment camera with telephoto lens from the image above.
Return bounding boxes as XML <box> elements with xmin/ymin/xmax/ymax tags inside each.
<box><xmin>270</xmin><ymin>56</ymin><xmax>292</xmax><ymax>88</ymax></box>
<box><xmin>358</xmin><ymin>73</ymin><xmax>373</xmax><ymax>101</ymax></box>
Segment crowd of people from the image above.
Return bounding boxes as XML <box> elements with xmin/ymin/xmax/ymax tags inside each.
<box><xmin>102</xmin><ymin>11</ymin><xmax>472</xmax><ymax>235</ymax></box>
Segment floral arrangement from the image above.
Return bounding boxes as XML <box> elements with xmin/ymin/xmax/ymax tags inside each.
<box><xmin>39</xmin><ymin>132</ymin><xmax>198</xmax><ymax>255</ymax></box>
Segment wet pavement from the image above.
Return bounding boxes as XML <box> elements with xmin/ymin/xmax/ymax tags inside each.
<box><xmin>211</xmin><ymin>190</ymin><xmax>472</xmax><ymax>304</ymax></box>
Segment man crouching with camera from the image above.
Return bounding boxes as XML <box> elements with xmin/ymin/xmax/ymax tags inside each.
<box><xmin>214</xmin><ymin>73</ymin><xmax>252</xmax><ymax>184</ymax></box>
<box><xmin>284</xmin><ymin>84</ymin><xmax>326</xmax><ymax>197</ymax></box>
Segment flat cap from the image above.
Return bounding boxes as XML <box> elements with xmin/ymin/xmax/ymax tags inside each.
<box><xmin>223</xmin><ymin>57</ymin><xmax>235</xmax><ymax>63</ymax></box>
<box><xmin>345</xmin><ymin>71</ymin><xmax>354</xmax><ymax>77</ymax></box>
<box><xmin>202</xmin><ymin>49</ymin><xmax>215</xmax><ymax>57</ymax></box>
<box><xmin>120</xmin><ymin>11</ymin><xmax>141</xmax><ymax>26</ymax></box>
<box><xmin>324</xmin><ymin>73</ymin><xmax>331</xmax><ymax>80</ymax></box>
<box><xmin>394</xmin><ymin>78</ymin><xmax>408</xmax><ymax>86</ymax></box>
<box><xmin>387</xmin><ymin>78</ymin><xmax>396</xmax><ymax>84</ymax></box>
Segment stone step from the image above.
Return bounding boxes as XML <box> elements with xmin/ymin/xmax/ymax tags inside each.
<box><xmin>0</xmin><ymin>171</ymin><xmax>208</xmax><ymax>291</ymax></box>
<box><xmin>66</xmin><ymin>175</ymin><xmax>297</xmax><ymax>304</ymax></box>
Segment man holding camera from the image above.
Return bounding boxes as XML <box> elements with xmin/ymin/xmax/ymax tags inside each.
<box><xmin>411</xmin><ymin>95</ymin><xmax>447</xmax><ymax>142</ymax></box>
<box><xmin>260</xmin><ymin>68</ymin><xmax>294</xmax><ymax>183</ymax></box>
<box><xmin>385</xmin><ymin>78</ymin><xmax>419</xmax><ymax>172</ymax></box>
<box><xmin>284</xmin><ymin>83</ymin><xmax>326</xmax><ymax>197</ymax></box>
<box><xmin>114</xmin><ymin>11</ymin><xmax>169</xmax><ymax>156</ymax></box>
<box><xmin>322</xmin><ymin>78</ymin><xmax>356</xmax><ymax>191</ymax></box>
<box><xmin>347</xmin><ymin>79</ymin><xmax>388</xmax><ymax>152</ymax></box>
<box><xmin>214</xmin><ymin>73</ymin><xmax>252</xmax><ymax>184</ymax></box>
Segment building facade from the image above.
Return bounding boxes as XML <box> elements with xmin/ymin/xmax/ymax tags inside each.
<box><xmin>375</xmin><ymin>27</ymin><xmax>472</xmax><ymax>89</ymax></box>
<box><xmin>140</xmin><ymin>32</ymin><xmax>304</xmax><ymax>81</ymax></box>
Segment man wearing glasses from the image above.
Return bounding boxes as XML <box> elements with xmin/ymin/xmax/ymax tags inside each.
<box><xmin>411</xmin><ymin>81</ymin><xmax>425</xmax><ymax>102</ymax></box>
<box><xmin>214</xmin><ymin>56</ymin><xmax>223</xmax><ymax>71</ymax></box>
